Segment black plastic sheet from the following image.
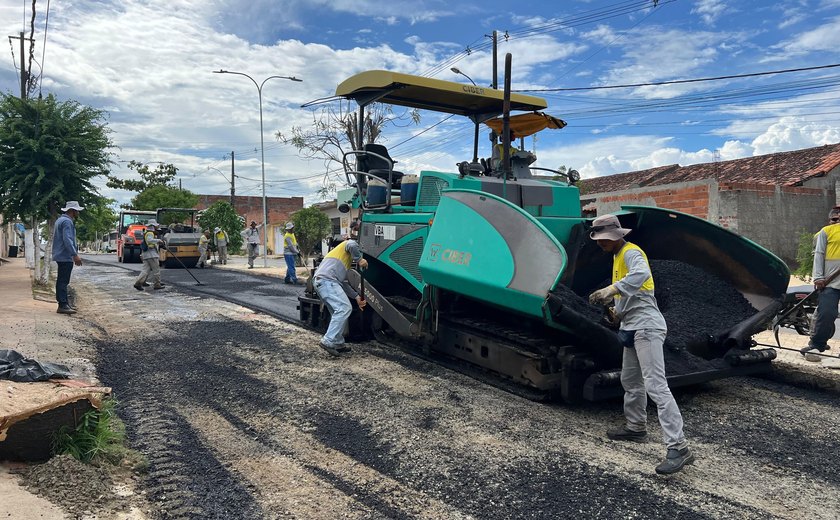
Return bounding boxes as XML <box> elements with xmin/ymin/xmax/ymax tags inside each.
<box><xmin>0</xmin><ymin>349</ymin><xmax>72</xmax><ymax>382</ymax></box>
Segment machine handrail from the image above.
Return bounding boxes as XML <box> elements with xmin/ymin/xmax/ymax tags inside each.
<box><xmin>342</xmin><ymin>150</ymin><xmax>395</xmax><ymax>211</ymax></box>
<box><xmin>529</xmin><ymin>166</ymin><xmax>579</xmax><ymax>185</ymax></box>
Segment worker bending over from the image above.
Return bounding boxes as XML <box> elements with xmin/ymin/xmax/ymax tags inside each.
<box><xmin>802</xmin><ymin>206</ymin><xmax>840</xmax><ymax>358</ymax></box>
<box><xmin>588</xmin><ymin>213</ymin><xmax>693</xmax><ymax>475</ymax></box>
<box><xmin>312</xmin><ymin>220</ymin><xmax>367</xmax><ymax>356</ymax></box>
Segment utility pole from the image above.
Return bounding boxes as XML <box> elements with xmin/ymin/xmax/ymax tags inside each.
<box><xmin>9</xmin><ymin>32</ymin><xmax>31</xmax><ymax>98</ymax></box>
<box><xmin>491</xmin><ymin>30</ymin><xmax>498</xmax><ymax>89</ymax></box>
<box><xmin>230</xmin><ymin>151</ymin><xmax>236</xmax><ymax>208</ymax></box>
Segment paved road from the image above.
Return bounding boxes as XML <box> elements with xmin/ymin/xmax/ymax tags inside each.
<box><xmin>82</xmin><ymin>253</ymin><xmax>305</xmax><ymax>322</ymax></box>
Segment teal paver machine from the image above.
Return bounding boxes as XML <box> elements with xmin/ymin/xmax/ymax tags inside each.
<box><xmin>299</xmin><ymin>63</ymin><xmax>789</xmax><ymax>402</ymax></box>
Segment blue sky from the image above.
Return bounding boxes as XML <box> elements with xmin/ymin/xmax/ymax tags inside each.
<box><xmin>2</xmin><ymin>0</ymin><xmax>840</xmax><ymax>205</ymax></box>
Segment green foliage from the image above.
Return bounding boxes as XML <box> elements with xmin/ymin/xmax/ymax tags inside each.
<box><xmin>52</xmin><ymin>398</ymin><xmax>125</xmax><ymax>464</ymax></box>
<box><xmin>0</xmin><ymin>93</ymin><xmax>114</xmax><ymax>221</ymax></box>
<box><xmin>131</xmin><ymin>185</ymin><xmax>198</xmax><ymax>212</ymax></box>
<box><xmin>291</xmin><ymin>206</ymin><xmax>332</xmax><ymax>260</ymax></box>
<box><xmin>196</xmin><ymin>201</ymin><xmax>244</xmax><ymax>252</ymax></box>
<box><xmin>107</xmin><ymin>161</ymin><xmax>178</xmax><ymax>193</ymax></box>
<box><xmin>75</xmin><ymin>196</ymin><xmax>118</xmax><ymax>242</ymax></box>
<box><xmin>793</xmin><ymin>230</ymin><xmax>816</xmax><ymax>280</ymax></box>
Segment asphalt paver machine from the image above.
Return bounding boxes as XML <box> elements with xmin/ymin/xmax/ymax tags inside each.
<box><xmin>299</xmin><ymin>64</ymin><xmax>790</xmax><ymax>402</ymax></box>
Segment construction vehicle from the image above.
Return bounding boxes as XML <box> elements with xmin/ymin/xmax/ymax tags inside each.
<box><xmin>156</xmin><ymin>208</ymin><xmax>202</xmax><ymax>268</ymax></box>
<box><xmin>299</xmin><ymin>64</ymin><xmax>790</xmax><ymax>402</ymax></box>
<box><xmin>117</xmin><ymin>210</ymin><xmax>157</xmax><ymax>263</ymax></box>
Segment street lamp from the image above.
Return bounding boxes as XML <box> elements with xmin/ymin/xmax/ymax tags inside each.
<box><xmin>213</xmin><ymin>69</ymin><xmax>303</xmax><ymax>267</ymax></box>
<box><xmin>451</xmin><ymin>67</ymin><xmax>477</xmax><ymax>86</ymax></box>
<box><xmin>207</xmin><ymin>166</ymin><xmax>235</xmax><ymax>207</ymax></box>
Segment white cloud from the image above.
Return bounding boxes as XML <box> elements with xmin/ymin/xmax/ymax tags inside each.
<box><xmin>691</xmin><ymin>0</ymin><xmax>730</xmax><ymax>25</ymax></box>
<box><xmin>771</xmin><ymin>16</ymin><xmax>840</xmax><ymax>57</ymax></box>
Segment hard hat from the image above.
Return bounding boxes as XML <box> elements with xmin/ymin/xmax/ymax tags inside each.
<box><xmin>146</xmin><ymin>219</ymin><xmax>160</xmax><ymax>228</ymax></box>
<box><xmin>214</xmin><ymin>227</ymin><xmax>221</xmax><ymax>233</ymax></box>
<box><xmin>285</xmin><ymin>222</ymin><xmax>294</xmax><ymax>230</ymax></box>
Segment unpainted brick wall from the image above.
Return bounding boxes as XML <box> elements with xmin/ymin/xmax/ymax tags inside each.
<box><xmin>195</xmin><ymin>195</ymin><xmax>303</xmax><ymax>228</ymax></box>
<box><xmin>717</xmin><ymin>183</ymin><xmax>833</xmax><ymax>265</ymax></box>
<box><xmin>584</xmin><ymin>181</ymin><xmax>712</xmax><ymax>219</ymax></box>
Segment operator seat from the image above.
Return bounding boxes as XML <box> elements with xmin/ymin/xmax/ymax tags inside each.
<box><xmin>359</xmin><ymin>143</ymin><xmax>404</xmax><ymax>189</ymax></box>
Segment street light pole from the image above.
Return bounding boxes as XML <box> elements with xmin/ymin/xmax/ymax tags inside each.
<box><xmin>451</xmin><ymin>67</ymin><xmax>477</xmax><ymax>86</ymax></box>
<box><xmin>213</xmin><ymin>69</ymin><xmax>302</xmax><ymax>268</ymax></box>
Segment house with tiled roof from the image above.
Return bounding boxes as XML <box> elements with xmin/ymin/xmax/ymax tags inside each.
<box><xmin>579</xmin><ymin>143</ymin><xmax>840</xmax><ymax>265</ymax></box>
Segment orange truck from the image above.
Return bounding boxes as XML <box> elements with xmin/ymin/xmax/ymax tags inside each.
<box><xmin>116</xmin><ymin>210</ymin><xmax>156</xmax><ymax>263</ymax></box>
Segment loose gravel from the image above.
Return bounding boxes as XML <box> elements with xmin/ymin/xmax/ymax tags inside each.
<box><xmin>43</xmin><ymin>261</ymin><xmax>840</xmax><ymax>519</ymax></box>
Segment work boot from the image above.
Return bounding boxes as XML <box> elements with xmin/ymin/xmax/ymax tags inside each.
<box><xmin>143</xmin><ymin>282</ymin><xmax>151</xmax><ymax>287</ymax></box>
<box><xmin>800</xmin><ymin>344</ymin><xmax>828</xmax><ymax>354</ymax></box>
<box><xmin>336</xmin><ymin>345</ymin><xmax>352</xmax><ymax>353</ymax></box>
<box><xmin>607</xmin><ymin>425</ymin><xmax>648</xmax><ymax>443</ymax></box>
<box><xmin>133</xmin><ymin>283</ymin><xmax>144</xmax><ymax>291</ymax></box>
<box><xmin>319</xmin><ymin>341</ymin><xmax>340</xmax><ymax>357</ymax></box>
<box><xmin>153</xmin><ymin>283</ymin><xmax>165</xmax><ymax>290</ymax></box>
<box><xmin>56</xmin><ymin>305</ymin><xmax>77</xmax><ymax>315</ymax></box>
<box><xmin>655</xmin><ymin>446</ymin><xmax>695</xmax><ymax>475</ymax></box>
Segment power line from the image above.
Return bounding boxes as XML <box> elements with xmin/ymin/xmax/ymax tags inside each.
<box><xmin>517</xmin><ymin>63</ymin><xmax>840</xmax><ymax>92</ymax></box>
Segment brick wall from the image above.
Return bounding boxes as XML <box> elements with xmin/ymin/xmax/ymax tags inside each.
<box><xmin>582</xmin><ymin>175</ymin><xmax>838</xmax><ymax>266</ymax></box>
<box><xmin>581</xmin><ymin>179</ymin><xmax>714</xmax><ymax>218</ymax></box>
<box><xmin>195</xmin><ymin>195</ymin><xmax>303</xmax><ymax>228</ymax></box>
<box><xmin>716</xmin><ymin>183</ymin><xmax>833</xmax><ymax>265</ymax></box>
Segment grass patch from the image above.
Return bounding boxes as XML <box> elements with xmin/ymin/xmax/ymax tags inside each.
<box><xmin>52</xmin><ymin>397</ymin><xmax>130</xmax><ymax>465</ymax></box>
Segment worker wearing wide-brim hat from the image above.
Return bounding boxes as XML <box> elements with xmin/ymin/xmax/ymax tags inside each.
<box><xmin>52</xmin><ymin>201</ymin><xmax>85</xmax><ymax>314</ymax></box>
<box><xmin>134</xmin><ymin>220</ymin><xmax>165</xmax><ymax>291</ymax></box>
<box><xmin>213</xmin><ymin>226</ymin><xmax>230</xmax><ymax>265</ymax></box>
<box><xmin>588</xmin><ymin>213</ymin><xmax>693</xmax><ymax>475</ymax></box>
<box><xmin>283</xmin><ymin>222</ymin><xmax>300</xmax><ymax>284</ymax></box>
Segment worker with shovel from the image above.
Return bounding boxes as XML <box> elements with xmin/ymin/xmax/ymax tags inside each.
<box><xmin>588</xmin><ymin>214</ymin><xmax>693</xmax><ymax>475</ymax></box>
<box><xmin>801</xmin><ymin>206</ymin><xmax>840</xmax><ymax>358</ymax></box>
<box><xmin>133</xmin><ymin>220</ymin><xmax>165</xmax><ymax>291</ymax></box>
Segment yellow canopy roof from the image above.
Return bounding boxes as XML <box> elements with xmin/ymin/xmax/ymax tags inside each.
<box><xmin>484</xmin><ymin>112</ymin><xmax>567</xmax><ymax>138</ymax></box>
<box><xmin>335</xmin><ymin>70</ymin><xmax>548</xmax><ymax>122</ymax></box>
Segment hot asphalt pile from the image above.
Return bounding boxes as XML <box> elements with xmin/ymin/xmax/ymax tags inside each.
<box><xmin>651</xmin><ymin>260</ymin><xmax>756</xmax><ymax>351</ymax></box>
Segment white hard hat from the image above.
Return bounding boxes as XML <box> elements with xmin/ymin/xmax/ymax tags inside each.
<box><xmin>146</xmin><ymin>219</ymin><xmax>160</xmax><ymax>228</ymax></box>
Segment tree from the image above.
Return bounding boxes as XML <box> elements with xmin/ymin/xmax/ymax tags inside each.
<box><xmin>291</xmin><ymin>206</ymin><xmax>332</xmax><ymax>263</ymax></box>
<box><xmin>0</xmin><ymin>93</ymin><xmax>114</xmax><ymax>284</ymax></box>
<box><xmin>793</xmin><ymin>230</ymin><xmax>816</xmax><ymax>281</ymax></box>
<box><xmin>276</xmin><ymin>101</ymin><xmax>419</xmax><ymax>199</ymax></box>
<box><xmin>75</xmin><ymin>196</ymin><xmax>118</xmax><ymax>245</ymax></box>
<box><xmin>196</xmin><ymin>201</ymin><xmax>244</xmax><ymax>253</ymax></box>
<box><xmin>107</xmin><ymin>161</ymin><xmax>178</xmax><ymax>193</ymax></box>
<box><xmin>131</xmin><ymin>185</ymin><xmax>198</xmax><ymax>212</ymax></box>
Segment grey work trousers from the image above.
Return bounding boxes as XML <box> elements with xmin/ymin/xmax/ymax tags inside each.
<box><xmin>217</xmin><ymin>245</ymin><xmax>227</xmax><ymax>264</ymax></box>
<box><xmin>136</xmin><ymin>258</ymin><xmax>161</xmax><ymax>286</ymax></box>
<box><xmin>247</xmin><ymin>243</ymin><xmax>259</xmax><ymax>267</ymax></box>
<box><xmin>198</xmin><ymin>247</ymin><xmax>208</xmax><ymax>267</ymax></box>
<box><xmin>619</xmin><ymin>328</ymin><xmax>687</xmax><ymax>449</ymax></box>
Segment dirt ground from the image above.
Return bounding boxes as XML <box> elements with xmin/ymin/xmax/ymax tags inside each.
<box><xmin>4</xmin><ymin>261</ymin><xmax>840</xmax><ymax>519</ymax></box>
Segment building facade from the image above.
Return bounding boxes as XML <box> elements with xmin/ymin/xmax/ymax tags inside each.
<box><xmin>579</xmin><ymin>143</ymin><xmax>840</xmax><ymax>265</ymax></box>
<box><xmin>194</xmin><ymin>194</ymin><xmax>304</xmax><ymax>255</ymax></box>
